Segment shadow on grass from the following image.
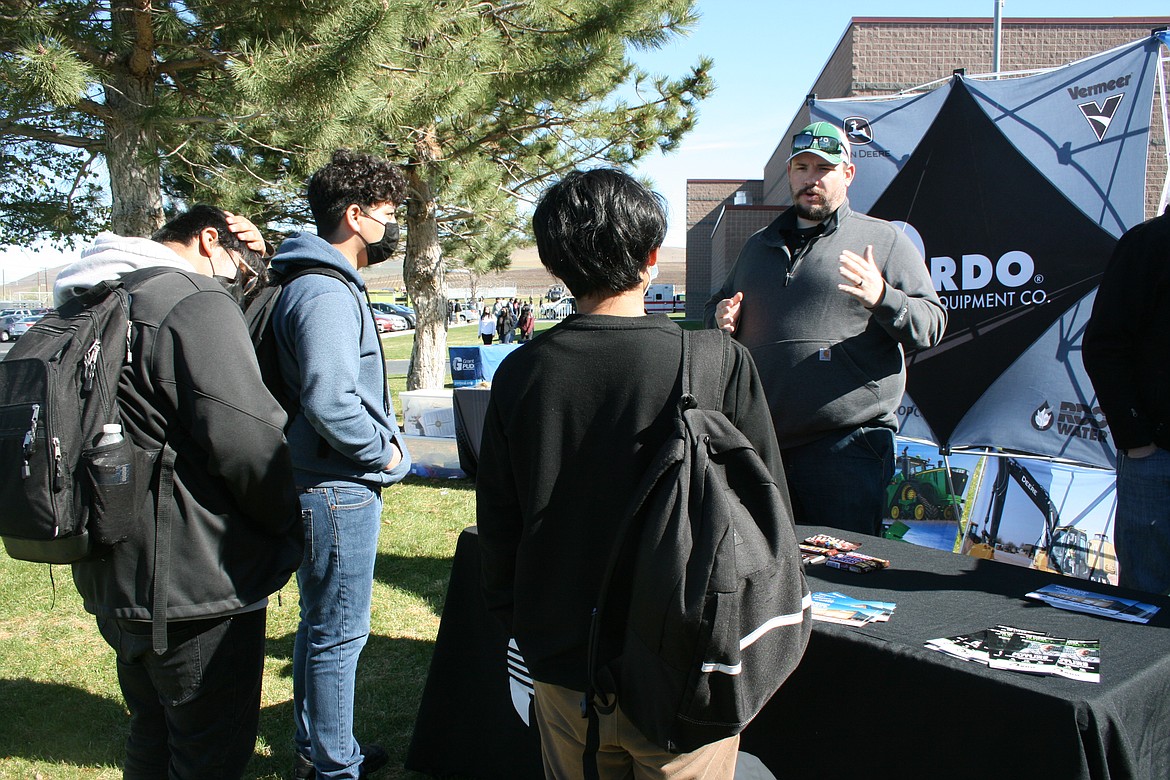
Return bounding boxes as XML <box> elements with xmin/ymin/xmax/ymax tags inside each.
<box><xmin>400</xmin><ymin>475</ymin><xmax>476</xmax><ymax>492</ymax></box>
<box><xmin>253</xmin><ymin>634</ymin><xmax>438</xmax><ymax>780</ymax></box>
<box><xmin>373</xmin><ymin>551</ymin><xmax>455</xmax><ymax>614</ymax></box>
<box><xmin>0</xmin><ymin>678</ymin><xmax>126</xmax><ymax>768</ymax></box>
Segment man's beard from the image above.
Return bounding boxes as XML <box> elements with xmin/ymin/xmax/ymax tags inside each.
<box><xmin>795</xmin><ymin>201</ymin><xmax>833</xmax><ymax>222</ymax></box>
<box><xmin>792</xmin><ymin>185</ymin><xmax>836</xmax><ymax>222</ymax></box>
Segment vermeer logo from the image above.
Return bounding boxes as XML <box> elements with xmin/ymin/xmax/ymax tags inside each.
<box><xmin>1066</xmin><ymin>73</ymin><xmax>1131</xmax><ymax>100</ymax></box>
<box><xmin>1067</xmin><ymin>73</ymin><xmax>1130</xmax><ymax>142</ymax></box>
<box><xmin>1077</xmin><ymin>95</ymin><xmax>1124</xmax><ymax>142</ymax></box>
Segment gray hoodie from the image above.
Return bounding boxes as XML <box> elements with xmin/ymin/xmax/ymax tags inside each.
<box><xmin>704</xmin><ymin>201</ymin><xmax>946</xmax><ymax>448</ymax></box>
<box><xmin>53</xmin><ymin>232</ymin><xmax>192</xmax><ymax>307</ymax></box>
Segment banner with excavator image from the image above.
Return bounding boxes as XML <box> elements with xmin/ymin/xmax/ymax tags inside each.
<box><xmin>885</xmin><ymin>440</ymin><xmax>1118</xmax><ymax>586</ymax></box>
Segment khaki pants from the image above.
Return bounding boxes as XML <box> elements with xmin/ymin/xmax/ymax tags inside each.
<box><xmin>532</xmin><ymin>681</ymin><xmax>740</xmax><ymax>780</ymax></box>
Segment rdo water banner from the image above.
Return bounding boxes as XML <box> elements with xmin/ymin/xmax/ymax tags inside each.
<box><xmin>811</xmin><ymin>34</ymin><xmax>1166</xmax><ymax>469</ymax></box>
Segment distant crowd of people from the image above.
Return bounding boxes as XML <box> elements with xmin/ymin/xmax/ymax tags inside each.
<box><xmin>477</xmin><ymin>297</ymin><xmax>534</xmax><ymax>345</ymax></box>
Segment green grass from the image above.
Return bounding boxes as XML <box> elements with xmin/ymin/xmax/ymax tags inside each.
<box><xmin>0</xmin><ymin>476</ymin><xmax>477</xmax><ymax>779</ymax></box>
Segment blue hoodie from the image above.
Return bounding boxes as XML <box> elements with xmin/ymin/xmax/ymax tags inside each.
<box><xmin>269</xmin><ymin>232</ymin><xmax>411</xmax><ymax>486</ymax></box>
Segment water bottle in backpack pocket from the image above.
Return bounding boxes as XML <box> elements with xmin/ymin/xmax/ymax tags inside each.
<box><xmin>82</xmin><ymin>424</ymin><xmax>138</xmax><ymax>548</ymax></box>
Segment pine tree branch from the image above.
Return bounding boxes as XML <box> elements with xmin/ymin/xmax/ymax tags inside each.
<box><xmin>158</xmin><ymin>52</ymin><xmax>230</xmax><ymax>76</ymax></box>
<box><xmin>0</xmin><ymin>120</ymin><xmax>101</xmax><ymax>151</ymax></box>
<box><xmin>65</xmin><ymin>148</ymin><xmax>101</xmax><ymax>202</ymax></box>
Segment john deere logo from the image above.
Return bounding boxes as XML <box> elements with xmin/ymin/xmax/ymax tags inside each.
<box><xmin>1077</xmin><ymin>94</ymin><xmax>1124</xmax><ymax>142</ymax></box>
<box><xmin>1031</xmin><ymin>402</ymin><xmax>1054</xmax><ymax>431</ymax></box>
<box><xmin>843</xmin><ymin>116</ymin><xmax>873</xmax><ymax>145</ymax></box>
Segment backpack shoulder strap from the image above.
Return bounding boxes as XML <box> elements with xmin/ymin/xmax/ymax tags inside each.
<box><xmin>274</xmin><ymin>265</ymin><xmax>367</xmax><ymax>341</ymax></box>
<box><xmin>681</xmin><ymin>328</ymin><xmax>729</xmax><ymax>412</ymax></box>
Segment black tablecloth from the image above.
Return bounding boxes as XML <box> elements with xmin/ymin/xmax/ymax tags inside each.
<box><xmin>452</xmin><ymin>387</ymin><xmax>491</xmax><ymax>479</ymax></box>
<box><xmin>407</xmin><ymin>525</ymin><xmax>1170</xmax><ymax>780</ymax></box>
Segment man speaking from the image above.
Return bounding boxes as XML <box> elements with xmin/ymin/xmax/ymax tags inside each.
<box><xmin>705</xmin><ymin>121</ymin><xmax>946</xmax><ymax>535</ymax></box>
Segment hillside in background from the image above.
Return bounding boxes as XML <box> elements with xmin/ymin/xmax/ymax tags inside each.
<box><xmin>2</xmin><ymin>246</ymin><xmax>687</xmax><ymax>303</ymax></box>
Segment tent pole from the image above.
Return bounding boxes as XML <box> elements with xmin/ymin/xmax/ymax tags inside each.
<box><xmin>992</xmin><ymin>0</ymin><xmax>1004</xmax><ymax>78</ymax></box>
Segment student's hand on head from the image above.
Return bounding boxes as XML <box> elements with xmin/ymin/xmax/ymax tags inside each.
<box><xmin>224</xmin><ymin>212</ymin><xmax>270</xmax><ymax>256</ymax></box>
<box><xmin>838</xmin><ymin>246</ymin><xmax>886</xmax><ymax>308</ymax></box>
<box><xmin>716</xmin><ymin>292</ymin><xmax>743</xmax><ymax>333</ymax></box>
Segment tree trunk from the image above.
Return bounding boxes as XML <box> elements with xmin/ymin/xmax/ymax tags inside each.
<box><xmin>404</xmin><ymin>130</ymin><xmax>448</xmax><ymax>391</ymax></box>
<box><xmin>105</xmin><ymin>81</ymin><xmax>164</xmax><ymax>237</ymax></box>
<box><xmin>106</xmin><ymin>0</ymin><xmax>163</xmax><ymax>237</ymax></box>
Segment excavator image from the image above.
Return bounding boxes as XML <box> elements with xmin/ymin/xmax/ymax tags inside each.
<box><xmin>886</xmin><ymin>449</ymin><xmax>969</xmax><ymax>522</ymax></box>
<box><xmin>965</xmin><ymin>457</ymin><xmax>1117</xmax><ymax>583</ymax></box>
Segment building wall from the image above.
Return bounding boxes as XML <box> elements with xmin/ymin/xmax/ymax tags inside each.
<box><xmin>690</xmin><ymin>17</ymin><xmax>1170</xmax><ymax>314</ymax></box>
<box><xmin>684</xmin><ymin>179</ymin><xmax>764</xmax><ymax>320</ymax></box>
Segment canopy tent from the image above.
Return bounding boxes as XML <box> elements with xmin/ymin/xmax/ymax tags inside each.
<box><xmin>810</xmin><ymin>31</ymin><xmax>1169</xmax><ymax>470</ymax></box>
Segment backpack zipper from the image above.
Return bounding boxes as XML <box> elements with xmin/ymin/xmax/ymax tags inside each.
<box><xmin>21</xmin><ymin>403</ymin><xmax>40</xmax><ymax>479</ymax></box>
<box><xmin>51</xmin><ymin>437</ymin><xmax>63</xmax><ymax>493</ymax></box>
<box><xmin>82</xmin><ymin>339</ymin><xmax>101</xmax><ymax>395</ymax></box>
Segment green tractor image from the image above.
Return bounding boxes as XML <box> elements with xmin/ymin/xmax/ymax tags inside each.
<box><xmin>886</xmin><ymin>449</ymin><xmax>969</xmax><ymax>522</ymax></box>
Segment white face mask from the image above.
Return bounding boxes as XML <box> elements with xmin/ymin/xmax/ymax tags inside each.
<box><xmin>648</xmin><ymin>263</ymin><xmax>660</xmax><ymax>282</ymax></box>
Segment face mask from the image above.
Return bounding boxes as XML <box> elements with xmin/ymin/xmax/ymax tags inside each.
<box><xmin>215</xmin><ymin>274</ymin><xmax>248</xmax><ymax>306</ymax></box>
<box><xmin>648</xmin><ymin>263</ymin><xmax>660</xmax><ymax>282</ymax></box>
<box><xmin>360</xmin><ymin>210</ymin><xmax>400</xmax><ymax>266</ymax></box>
<box><xmin>212</xmin><ymin>249</ymin><xmax>253</xmax><ymax>307</ymax></box>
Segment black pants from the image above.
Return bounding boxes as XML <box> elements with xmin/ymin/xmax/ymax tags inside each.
<box><xmin>781</xmin><ymin>426</ymin><xmax>895</xmax><ymax>537</ymax></box>
<box><xmin>97</xmin><ymin>608</ymin><xmax>268</xmax><ymax>779</ymax></box>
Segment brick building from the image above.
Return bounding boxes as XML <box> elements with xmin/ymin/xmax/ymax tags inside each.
<box><xmin>685</xmin><ymin>16</ymin><xmax>1170</xmax><ymax>320</ymax></box>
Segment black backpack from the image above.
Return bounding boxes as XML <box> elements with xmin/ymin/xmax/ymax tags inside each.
<box><xmin>0</xmin><ymin>277</ymin><xmax>160</xmax><ymax>563</ymax></box>
<box><xmin>585</xmin><ymin>328</ymin><xmax>812</xmax><ymax>761</ymax></box>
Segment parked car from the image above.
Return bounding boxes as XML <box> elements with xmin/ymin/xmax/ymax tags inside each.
<box><xmin>540</xmin><ymin>296</ymin><xmax>576</xmax><ymax>320</ymax></box>
<box><xmin>449</xmin><ymin>305</ymin><xmax>475</xmax><ymax>323</ymax></box>
<box><xmin>371</xmin><ymin>301</ymin><xmax>417</xmax><ymax>328</ymax></box>
<box><xmin>0</xmin><ymin>314</ymin><xmax>26</xmax><ymax>342</ymax></box>
<box><xmin>371</xmin><ymin>310</ymin><xmax>409</xmax><ymax>333</ymax></box>
<box><xmin>10</xmin><ymin>315</ymin><xmax>43</xmax><ymax>340</ymax></box>
<box><xmin>0</xmin><ymin>307</ymin><xmax>44</xmax><ymax>321</ymax></box>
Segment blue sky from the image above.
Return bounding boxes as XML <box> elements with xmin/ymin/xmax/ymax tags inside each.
<box><xmin>1</xmin><ymin>3</ymin><xmax>1166</xmax><ymax>282</ymax></box>
<box><xmin>629</xmin><ymin>2</ymin><xmax>1170</xmax><ymax>246</ymax></box>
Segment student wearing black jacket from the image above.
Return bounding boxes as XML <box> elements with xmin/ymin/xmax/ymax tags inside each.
<box><xmin>55</xmin><ymin>207</ymin><xmax>302</xmax><ymax>779</ymax></box>
<box><xmin>477</xmin><ymin>170</ymin><xmax>788</xmax><ymax>778</ymax></box>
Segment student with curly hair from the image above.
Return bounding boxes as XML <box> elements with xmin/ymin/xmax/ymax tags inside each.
<box><xmin>269</xmin><ymin>149</ymin><xmax>413</xmax><ymax>780</ymax></box>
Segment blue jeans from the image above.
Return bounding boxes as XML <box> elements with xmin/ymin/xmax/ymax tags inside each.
<box><xmin>98</xmin><ymin>609</ymin><xmax>267</xmax><ymax>779</ymax></box>
<box><xmin>1115</xmin><ymin>447</ymin><xmax>1170</xmax><ymax>595</ymax></box>
<box><xmin>781</xmin><ymin>426</ymin><xmax>895</xmax><ymax>537</ymax></box>
<box><xmin>293</xmin><ymin>483</ymin><xmax>383</xmax><ymax>779</ymax></box>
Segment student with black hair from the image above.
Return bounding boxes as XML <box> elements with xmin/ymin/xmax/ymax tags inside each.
<box><xmin>477</xmin><ymin>169</ymin><xmax>787</xmax><ymax>778</ymax></box>
<box><xmin>268</xmin><ymin>149</ymin><xmax>412</xmax><ymax>780</ymax></box>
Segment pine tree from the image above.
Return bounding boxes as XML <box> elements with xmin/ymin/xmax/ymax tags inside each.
<box><xmin>2</xmin><ymin>1</ymin><xmax>711</xmax><ymax>389</ymax></box>
<box><xmin>237</xmin><ymin>0</ymin><xmax>712</xmax><ymax>389</ymax></box>
<box><xmin>0</xmin><ymin>0</ymin><xmax>343</xmax><ymax>242</ymax></box>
